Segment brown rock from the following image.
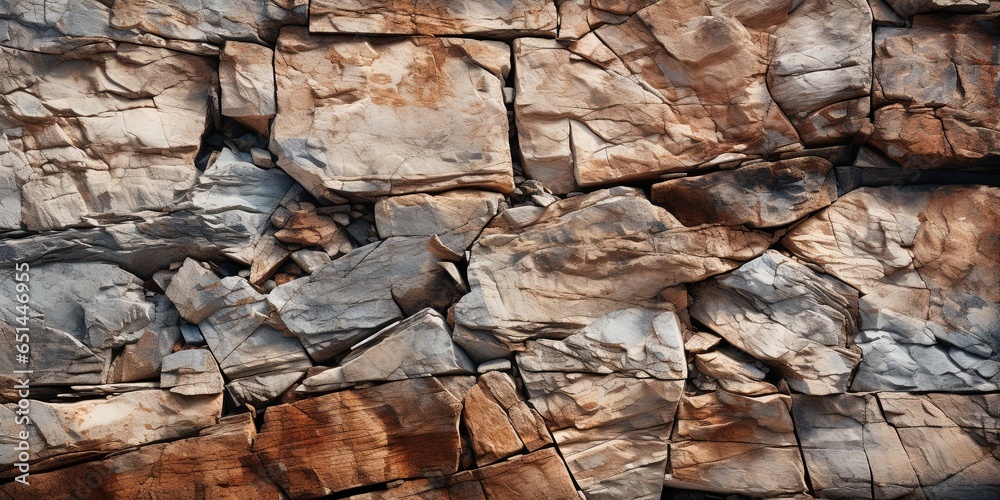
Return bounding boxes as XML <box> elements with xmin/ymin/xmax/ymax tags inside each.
<box><xmin>274</xmin><ymin>210</ymin><xmax>350</xmax><ymax>254</ymax></box>
<box><xmin>271</xmin><ymin>28</ymin><xmax>514</xmax><ymax>199</ymax></box>
<box><xmin>1</xmin><ymin>421</ymin><xmax>282</xmax><ymax>498</ymax></box>
<box><xmin>310</xmin><ymin>0</ymin><xmax>558</xmax><ymax>37</ymax></box>
<box><xmin>666</xmin><ymin>391</ymin><xmax>808</xmax><ymax>496</ymax></box>
<box><xmin>651</xmin><ymin>157</ymin><xmax>838</xmax><ymax>229</ymax></box>
<box><xmin>870</xmin><ymin>17</ymin><xmax>1000</xmax><ymax>169</ymax></box>
<box><xmin>455</xmin><ymin>188</ymin><xmax>772</xmax><ymax>344</ymax></box>
<box><xmin>254</xmin><ymin>377</ymin><xmax>463</xmax><ymax>497</ymax></box>
<box><xmin>347</xmin><ymin>448</ymin><xmax>578</xmax><ymax>500</ymax></box>
<box><xmin>514</xmin><ymin>3</ymin><xmax>800</xmax><ymax>193</ymax></box>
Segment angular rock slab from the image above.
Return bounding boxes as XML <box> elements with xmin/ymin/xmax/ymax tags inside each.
<box><xmin>792</xmin><ymin>393</ymin><xmax>921</xmax><ymax>499</ymax></box>
<box><xmin>666</xmin><ymin>391</ymin><xmax>808</xmax><ymax>497</ymax></box>
<box><xmin>875</xmin><ymin>393</ymin><xmax>1000</xmax><ymax>498</ymax></box>
<box><xmin>254</xmin><ymin>377</ymin><xmax>463</xmax><ymax>498</ymax></box>
<box><xmin>310</xmin><ymin>0</ymin><xmax>558</xmax><ymax>37</ymax></box>
<box><xmin>651</xmin><ymin>156</ymin><xmax>838</xmax><ymax>229</ymax></box>
<box><xmin>518</xmin><ymin>307</ymin><xmax>687</xmax><ymax>380</ymax></box>
<box><xmin>220</xmin><ymin>41</ymin><xmax>276</xmax><ymax>135</ymax></box>
<box><xmin>160</xmin><ymin>349</ymin><xmax>224</xmax><ymax>396</ymax></box>
<box><xmin>518</xmin><ymin>308</ymin><xmax>688</xmax><ymax>499</ymax></box>
<box><xmin>0</xmin><ymin>0</ymin><xmax>306</xmax><ymax>54</ymax></box>
<box><xmin>271</xmin><ymin>28</ymin><xmax>514</xmax><ymax>199</ymax></box>
<box><xmin>514</xmin><ymin>2</ymin><xmax>800</xmax><ymax>193</ymax></box>
<box><xmin>0</xmin><ymin>423</ymin><xmax>282</xmax><ymax>498</ymax></box>
<box><xmin>375</xmin><ymin>190</ymin><xmax>504</xmax><ymax>253</ymax></box>
<box><xmin>784</xmin><ymin>186</ymin><xmax>1000</xmax><ymax>392</ymax></box>
<box><xmin>871</xmin><ymin>17</ymin><xmax>1000</xmax><ymax>169</ymax></box>
<box><xmin>885</xmin><ymin>0</ymin><xmax>990</xmax><ymax>16</ymax></box>
<box><xmin>0</xmin><ymin>263</ymin><xmax>155</xmax><ymax>386</ymax></box>
<box><xmin>347</xmin><ymin>448</ymin><xmax>578</xmax><ymax>500</ymax></box>
<box><xmin>298</xmin><ymin>308</ymin><xmax>476</xmax><ymax>393</ymax></box>
<box><xmin>768</xmin><ymin>0</ymin><xmax>873</xmax><ymax>145</ymax></box>
<box><xmin>462</xmin><ymin>371</ymin><xmax>553</xmax><ymax>467</ymax></box>
<box><xmin>269</xmin><ymin>236</ymin><xmax>461</xmax><ymax>361</ymax></box>
<box><xmin>0</xmin><ymin>43</ymin><xmax>215</xmax><ymax>230</ymax></box>
<box><xmin>689</xmin><ymin>250</ymin><xmax>862</xmax><ymax>394</ymax></box>
<box><xmin>0</xmin><ymin>390</ymin><xmax>222</xmax><ymax>473</ymax></box>
<box><xmin>522</xmin><ymin>371</ymin><xmax>682</xmax><ymax>500</ymax></box>
<box><xmin>454</xmin><ymin>187</ymin><xmax>772</xmax><ymax>344</ymax></box>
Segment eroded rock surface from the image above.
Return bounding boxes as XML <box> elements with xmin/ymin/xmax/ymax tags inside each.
<box><xmin>455</xmin><ymin>188</ymin><xmax>771</xmax><ymax>345</ymax></box>
<box><xmin>870</xmin><ymin>17</ymin><xmax>1000</xmax><ymax>169</ymax></box>
<box><xmin>254</xmin><ymin>377</ymin><xmax>463</xmax><ymax>497</ymax></box>
<box><xmin>271</xmin><ymin>28</ymin><xmax>514</xmax><ymax>199</ymax></box>
<box><xmin>310</xmin><ymin>0</ymin><xmax>558</xmax><ymax>37</ymax></box>
<box><xmin>514</xmin><ymin>2</ymin><xmax>801</xmax><ymax>193</ymax></box>
<box><xmin>784</xmin><ymin>186</ymin><xmax>1000</xmax><ymax>392</ymax></box>
<box><xmin>690</xmin><ymin>250</ymin><xmax>862</xmax><ymax>395</ymax></box>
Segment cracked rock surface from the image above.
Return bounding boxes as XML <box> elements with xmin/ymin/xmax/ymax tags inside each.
<box><xmin>3</xmin><ymin>1</ymin><xmax>1000</xmax><ymax>498</ymax></box>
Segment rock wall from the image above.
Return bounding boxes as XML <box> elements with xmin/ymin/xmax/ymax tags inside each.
<box><xmin>2</xmin><ymin>1</ymin><xmax>1000</xmax><ymax>498</ymax></box>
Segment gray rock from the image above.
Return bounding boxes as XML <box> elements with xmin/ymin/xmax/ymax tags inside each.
<box><xmin>0</xmin><ymin>0</ymin><xmax>306</xmax><ymax>54</ymax></box>
<box><xmin>269</xmin><ymin>237</ymin><xmax>461</xmax><ymax>361</ymax></box>
<box><xmin>690</xmin><ymin>250</ymin><xmax>862</xmax><ymax>395</ymax></box>
<box><xmin>0</xmin><ymin>263</ymin><xmax>153</xmax><ymax>385</ymax></box>
<box><xmin>518</xmin><ymin>307</ymin><xmax>686</xmax><ymax>380</ymax></box>
<box><xmin>768</xmin><ymin>0</ymin><xmax>873</xmax><ymax>145</ymax></box>
<box><xmin>784</xmin><ymin>186</ymin><xmax>1000</xmax><ymax>392</ymax></box>
<box><xmin>160</xmin><ymin>349</ymin><xmax>224</xmax><ymax>396</ymax></box>
<box><xmin>297</xmin><ymin>308</ymin><xmax>475</xmax><ymax>393</ymax></box>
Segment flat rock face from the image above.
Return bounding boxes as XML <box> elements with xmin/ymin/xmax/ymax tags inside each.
<box><xmin>784</xmin><ymin>186</ymin><xmax>1000</xmax><ymax>392</ymax></box>
<box><xmin>518</xmin><ymin>307</ymin><xmax>687</xmax><ymax>499</ymax></box>
<box><xmin>690</xmin><ymin>250</ymin><xmax>862</xmax><ymax>395</ymax></box>
<box><xmin>870</xmin><ymin>17</ymin><xmax>1000</xmax><ymax>169</ymax></box>
<box><xmin>768</xmin><ymin>0</ymin><xmax>873</xmax><ymax>145</ymax></box>
<box><xmin>0</xmin><ymin>43</ymin><xmax>215</xmax><ymax>230</ymax></box>
<box><xmin>1</xmin><ymin>420</ymin><xmax>283</xmax><ymax>498</ymax></box>
<box><xmin>513</xmin><ymin>2</ymin><xmax>801</xmax><ymax>193</ymax></box>
<box><xmin>0</xmin><ymin>390</ymin><xmax>222</xmax><ymax>472</ymax></box>
<box><xmin>310</xmin><ymin>0</ymin><xmax>558</xmax><ymax>37</ymax></box>
<box><xmin>271</xmin><ymin>28</ymin><xmax>514</xmax><ymax>199</ymax></box>
<box><xmin>254</xmin><ymin>377</ymin><xmax>463</xmax><ymax>498</ymax></box>
<box><xmin>794</xmin><ymin>393</ymin><xmax>1000</xmax><ymax>498</ymax></box>
<box><xmin>667</xmin><ymin>391</ymin><xmax>808</xmax><ymax>497</ymax></box>
<box><xmin>375</xmin><ymin>190</ymin><xmax>504</xmax><ymax>253</ymax></box>
<box><xmin>651</xmin><ymin>156</ymin><xmax>838</xmax><ymax>228</ymax></box>
<box><xmin>454</xmin><ymin>188</ymin><xmax>772</xmax><ymax>344</ymax></box>
<box><xmin>792</xmin><ymin>394</ymin><xmax>921</xmax><ymax>499</ymax></box>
